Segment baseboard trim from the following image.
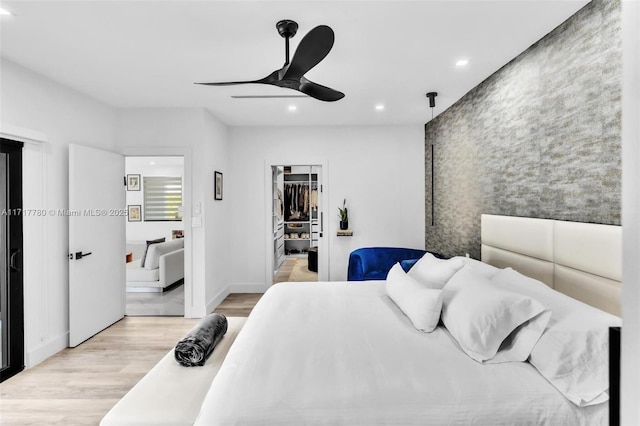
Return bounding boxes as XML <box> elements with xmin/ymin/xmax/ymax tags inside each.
<box><xmin>199</xmin><ymin>284</ymin><xmax>269</xmax><ymax>317</ymax></box>
<box><xmin>204</xmin><ymin>286</ymin><xmax>232</xmax><ymax>316</ymax></box>
<box><xmin>126</xmin><ymin>287</ymin><xmax>163</xmax><ymax>293</ymax></box>
<box><xmin>26</xmin><ymin>332</ymin><xmax>68</xmax><ymax>369</ymax></box>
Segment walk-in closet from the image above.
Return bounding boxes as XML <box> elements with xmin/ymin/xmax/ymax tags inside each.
<box><xmin>272</xmin><ymin>165</ymin><xmax>321</xmax><ymax>283</ymax></box>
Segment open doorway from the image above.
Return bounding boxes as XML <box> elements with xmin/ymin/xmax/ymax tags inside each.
<box><xmin>272</xmin><ymin>165</ymin><xmax>321</xmax><ymax>284</ymax></box>
<box><xmin>125</xmin><ymin>156</ymin><xmax>185</xmax><ymax>316</ymax></box>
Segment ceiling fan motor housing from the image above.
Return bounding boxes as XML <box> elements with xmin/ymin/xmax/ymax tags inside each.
<box><xmin>276</xmin><ymin>20</ymin><xmax>299</xmax><ymax>39</ymax></box>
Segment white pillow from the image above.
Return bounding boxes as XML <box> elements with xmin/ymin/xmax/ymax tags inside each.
<box><xmin>408</xmin><ymin>252</ymin><xmax>464</xmax><ymax>289</ymax></box>
<box><xmin>491</xmin><ymin>267</ymin><xmax>621</xmax><ymax>406</ymax></box>
<box><xmin>442</xmin><ymin>266</ymin><xmax>550</xmax><ymax>363</ymax></box>
<box><xmin>386</xmin><ymin>263</ymin><xmax>442</xmax><ymax>333</ymax></box>
<box><xmin>454</xmin><ymin>256</ymin><xmax>502</xmax><ymax>279</ymax></box>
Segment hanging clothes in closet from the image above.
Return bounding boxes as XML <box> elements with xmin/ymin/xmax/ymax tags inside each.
<box><xmin>285</xmin><ymin>183</ymin><xmax>310</xmax><ymax>221</ymax></box>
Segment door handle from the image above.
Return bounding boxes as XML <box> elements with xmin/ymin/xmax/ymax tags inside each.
<box><xmin>69</xmin><ymin>251</ymin><xmax>93</xmax><ymax>260</ymax></box>
<box><xmin>9</xmin><ymin>248</ymin><xmax>21</xmax><ymax>272</ymax></box>
<box><xmin>320</xmin><ymin>212</ymin><xmax>323</xmax><ymax>238</ymax></box>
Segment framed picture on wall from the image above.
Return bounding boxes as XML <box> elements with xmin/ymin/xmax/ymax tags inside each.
<box><xmin>128</xmin><ymin>205</ymin><xmax>142</xmax><ymax>222</ymax></box>
<box><xmin>127</xmin><ymin>174</ymin><xmax>141</xmax><ymax>191</ymax></box>
<box><xmin>214</xmin><ymin>171</ymin><xmax>223</xmax><ymax>200</ymax></box>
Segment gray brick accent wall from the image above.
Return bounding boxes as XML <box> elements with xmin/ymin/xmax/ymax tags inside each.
<box><xmin>425</xmin><ymin>0</ymin><xmax>621</xmax><ymax>259</ymax></box>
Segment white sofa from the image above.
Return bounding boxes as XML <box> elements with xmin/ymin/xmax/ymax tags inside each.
<box><xmin>126</xmin><ymin>238</ymin><xmax>184</xmax><ymax>292</ymax></box>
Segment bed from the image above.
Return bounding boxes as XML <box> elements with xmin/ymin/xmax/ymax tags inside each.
<box><xmin>103</xmin><ymin>214</ymin><xmax>622</xmax><ymax>425</ymax></box>
<box><xmin>191</xmin><ymin>215</ymin><xmax>621</xmax><ymax>425</ymax></box>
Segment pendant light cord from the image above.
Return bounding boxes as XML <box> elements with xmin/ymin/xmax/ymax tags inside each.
<box><xmin>426</xmin><ymin>92</ymin><xmax>437</xmax><ymax>227</ymax></box>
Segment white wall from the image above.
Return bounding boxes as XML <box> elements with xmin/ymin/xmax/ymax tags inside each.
<box><xmin>115</xmin><ymin>108</ymin><xmax>230</xmax><ymax>317</ymax></box>
<box><xmin>0</xmin><ymin>58</ymin><xmax>117</xmax><ymax>367</ymax></box>
<box><xmin>228</xmin><ymin>125</ymin><xmax>425</xmax><ymax>288</ymax></box>
<box><xmin>621</xmin><ymin>0</ymin><xmax>640</xmax><ymax>424</ymax></box>
<box><xmin>202</xmin><ymin>112</ymin><xmax>232</xmax><ymax>308</ymax></box>
<box><xmin>125</xmin><ymin>156</ymin><xmax>184</xmax><ymax>244</ymax></box>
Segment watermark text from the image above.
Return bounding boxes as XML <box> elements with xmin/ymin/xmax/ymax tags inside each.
<box><xmin>0</xmin><ymin>208</ymin><xmax>129</xmax><ymax>217</ymax></box>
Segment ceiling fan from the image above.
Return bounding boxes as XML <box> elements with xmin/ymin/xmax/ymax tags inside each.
<box><xmin>196</xmin><ymin>20</ymin><xmax>345</xmax><ymax>102</ymax></box>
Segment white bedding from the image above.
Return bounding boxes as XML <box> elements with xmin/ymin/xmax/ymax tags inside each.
<box><xmin>195</xmin><ymin>282</ymin><xmax>607</xmax><ymax>425</ymax></box>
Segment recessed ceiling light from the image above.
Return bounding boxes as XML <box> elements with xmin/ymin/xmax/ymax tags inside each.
<box><xmin>150</xmin><ymin>161</ymin><xmax>156</xmax><ymax>165</ymax></box>
<box><xmin>456</xmin><ymin>59</ymin><xmax>469</xmax><ymax>67</ymax></box>
<box><xmin>0</xmin><ymin>7</ymin><xmax>13</xmax><ymax>15</ymax></box>
<box><xmin>288</xmin><ymin>105</ymin><xmax>297</xmax><ymax>112</ymax></box>
<box><xmin>375</xmin><ymin>104</ymin><xmax>385</xmax><ymax>111</ymax></box>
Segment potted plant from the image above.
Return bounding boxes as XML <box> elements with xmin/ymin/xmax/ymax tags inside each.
<box><xmin>338</xmin><ymin>198</ymin><xmax>349</xmax><ymax>230</ymax></box>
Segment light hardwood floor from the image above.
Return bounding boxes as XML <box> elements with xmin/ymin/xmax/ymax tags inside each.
<box><xmin>273</xmin><ymin>257</ymin><xmax>296</xmax><ymax>283</ymax></box>
<box><xmin>212</xmin><ymin>293</ymin><xmax>263</xmax><ymax>317</ymax></box>
<box><xmin>0</xmin><ymin>293</ymin><xmax>261</xmax><ymax>425</ymax></box>
<box><xmin>273</xmin><ymin>256</ymin><xmax>318</xmax><ymax>284</ymax></box>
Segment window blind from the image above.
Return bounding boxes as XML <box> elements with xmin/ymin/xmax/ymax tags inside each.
<box><xmin>143</xmin><ymin>176</ymin><xmax>182</xmax><ymax>221</ymax></box>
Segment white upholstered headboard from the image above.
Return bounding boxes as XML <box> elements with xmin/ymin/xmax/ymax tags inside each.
<box><xmin>481</xmin><ymin>214</ymin><xmax>622</xmax><ymax>316</ymax></box>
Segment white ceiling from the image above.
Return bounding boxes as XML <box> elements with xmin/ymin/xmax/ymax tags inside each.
<box><xmin>0</xmin><ymin>1</ymin><xmax>589</xmax><ymax>127</ymax></box>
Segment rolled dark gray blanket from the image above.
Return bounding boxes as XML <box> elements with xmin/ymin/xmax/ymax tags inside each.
<box><xmin>174</xmin><ymin>313</ymin><xmax>228</xmax><ymax>367</ymax></box>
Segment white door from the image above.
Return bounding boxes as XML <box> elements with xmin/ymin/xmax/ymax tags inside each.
<box><xmin>69</xmin><ymin>144</ymin><xmax>125</xmax><ymax>347</ymax></box>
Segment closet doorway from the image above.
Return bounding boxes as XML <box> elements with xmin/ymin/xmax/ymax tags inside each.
<box><xmin>272</xmin><ymin>165</ymin><xmax>324</xmax><ymax>284</ymax></box>
<box><xmin>125</xmin><ymin>156</ymin><xmax>185</xmax><ymax>316</ymax></box>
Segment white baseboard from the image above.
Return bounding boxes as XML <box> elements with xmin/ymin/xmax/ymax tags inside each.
<box><xmin>204</xmin><ymin>286</ymin><xmax>232</xmax><ymax>317</ymax></box>
<box><xmin>202</xmin><ymin>283</ymin><xmax>268</xmax><ymax>315</ymax></box>
<box><xmin>26</xmin><ymin>332</ymin><xmax>68</xmax><ymax>369</ymax></box>
<box><xmin>126</xmin><ymin>287</ymin><xmax>163</xmax><ymax>293</ymax></box>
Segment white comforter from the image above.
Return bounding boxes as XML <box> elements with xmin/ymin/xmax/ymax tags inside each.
<box><xmin>195</xmin><ymin>282</ymin><xmax>606</xmax><ymax>425</ymax></box>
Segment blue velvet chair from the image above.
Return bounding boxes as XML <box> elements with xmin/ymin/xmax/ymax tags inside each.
<box><xmin>347</xmin><ymin>247</ymin><xmax>439</xmax><ymax>281</ymax></box>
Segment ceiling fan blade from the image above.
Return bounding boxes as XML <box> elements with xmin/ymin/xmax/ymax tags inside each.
<box><xmin>231</xmin><ymin>95</ymin><xmax>308</xmax><ymax>99</ymax></box>
<box><xmin>284</xmin><ymin>25</ymin><xmax>335</xmax><ymax>79</ymax></box>
<box><xmin>298</xmin><ymin>77</ymin><xmax>344</xmax><ymax>102</ymax></box>
<box><xmin>196</xmin><ymin>70</ymin><xmax>280</xmax><ymax>87</ymax></box>
<box><xmin>195</xmin><ymin>80</ymin><xmax>263</xmax><ymax>86</ymax></box>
